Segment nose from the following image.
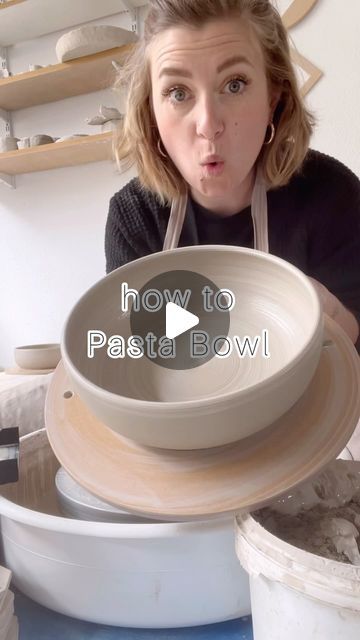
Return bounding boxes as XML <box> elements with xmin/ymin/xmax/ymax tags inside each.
<box><xmin>195</xmin><ymin>95</ymin><xmax>224</xmax><ymax>141</ymax></box>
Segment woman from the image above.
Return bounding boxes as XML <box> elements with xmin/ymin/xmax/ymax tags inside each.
<box><xmin>105</xmin><ymin>0</ymin><xmax>359</xmax><ymax>350</ymax></box>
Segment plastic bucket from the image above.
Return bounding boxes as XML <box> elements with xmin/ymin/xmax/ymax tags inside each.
<box><xmin>236</xmin><ymin>507</ymin><xmax>360</xmax><ymax>639</ymax></box>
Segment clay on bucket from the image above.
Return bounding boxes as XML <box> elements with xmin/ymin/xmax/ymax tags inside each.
<box><xmin>256</xmin><ymin>460</ymin><xmax>360</xmax><ymax>565</ymax></box>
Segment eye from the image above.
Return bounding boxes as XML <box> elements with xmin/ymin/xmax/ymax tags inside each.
<box><xmin>161</xmin><ymin>86</ymin><xmax>188</xmax><ymax>104</ymax></box>
<box><xmin>225</xmin><ymin>76</ymin><xmax>247</xmax><ymax>95</ymax></box>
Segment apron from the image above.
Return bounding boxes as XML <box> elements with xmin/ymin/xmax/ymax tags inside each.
<box><xmin>162</xmin><ymin>165</ymin><xmax>269</xmax><ymax>254</ymax></box>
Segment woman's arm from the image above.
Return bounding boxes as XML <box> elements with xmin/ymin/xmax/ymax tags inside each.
<box><xmin>306</xmin><ymin>155</ymin><xmax>360</xmax><ymax>351</ymax></box>
<box><xmin>105</xmin><ymin>193</ymin><xmax>140</xmax><ymax>273</ymax></box>
<box><xmin>105</xmin><ymin>179</ymin><xmax>165</xmax><ymax>273</ymax></box>
<box><xmin>309</xmin><ymin>276</ymin><xmax>359</xmax><ymax>345</ymax></box>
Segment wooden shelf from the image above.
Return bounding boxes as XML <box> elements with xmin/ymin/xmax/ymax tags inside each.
<box><xmin>0</xmin><ymin>46</ymin><xmax>134</xmax><ymax>111</ymax></box>
<box><xmin>0</xmin><ymin>0</ymin><xmax>147</xmax><ymax>46</ymax></box>
<box><xmin>0</xmin><ymin>132</ymin><xmax>113</xmax><ymax>175</ymax></box>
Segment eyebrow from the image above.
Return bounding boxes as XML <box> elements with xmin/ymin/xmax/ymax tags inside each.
<box><xmin>158</xmin><ymin>55</ymin><xmax>253</xmax><ymax>79</ymax></box>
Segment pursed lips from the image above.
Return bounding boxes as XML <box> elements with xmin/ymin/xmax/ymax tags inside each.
<box><xmin>200</xmin><ymin>154</ymin><xmax>224</xmax><ymax>165</ymax></box>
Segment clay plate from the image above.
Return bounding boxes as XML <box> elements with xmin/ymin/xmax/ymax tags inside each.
<box><xmin>46</xmin><ymin>316</ymin><xmax>360</xmax><ymax>520</ymax></box>
<box><xmin>5</xmin><ymin>367</ymin><xmax>54</xmax><ymax>375</ymax></box>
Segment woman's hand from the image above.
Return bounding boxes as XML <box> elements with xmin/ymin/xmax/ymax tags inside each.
<box><xmin>308</xmin><ymin>277</ymin><xmax>359</xmax><ymax>344</ymax></box>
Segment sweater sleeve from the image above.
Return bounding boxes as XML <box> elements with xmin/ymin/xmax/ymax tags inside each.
<box><xmin>104</xmin><ymin>179</ymin><xmax>166</xmax><ymax>274</ymax></box>
<box><xmin>306</xmin><ymin>155</ymin><xmax>360</xmax><ymax>336</ymax></box>
<box><xmin>105</xmin><ymin>192</ymin><xmax>140</xmax><ymax>273</ymax></box>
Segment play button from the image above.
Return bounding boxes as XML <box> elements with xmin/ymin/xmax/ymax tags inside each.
<box><xmin>166</xmin><ymin>303</ymin><xmax>199</xmax><ymax>340</ymax></box>
<box><xmin>130</xmin><ymin>270</ymin><xmax>230</xmax><ymax>371</ymax></box>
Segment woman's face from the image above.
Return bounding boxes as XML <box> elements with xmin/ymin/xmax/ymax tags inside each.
<box><xmin>150</xmin><ymin>17</ymin><xmax>276</xmax><ymax>213</ymax></box>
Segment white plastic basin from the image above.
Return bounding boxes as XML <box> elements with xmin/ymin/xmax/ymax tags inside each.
<box><xmin>0</xmin><ymin>430</ymin><xmax>250</xmax><ymax>628</ymax></box>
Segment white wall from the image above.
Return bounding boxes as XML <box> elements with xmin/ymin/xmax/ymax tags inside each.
<box><xmin>277</xmin><ymin>0</ymin><xmax>360</xmax><ymax>173</ymax></box>
<box><xmin>0</xmin><ymin>9</ymin><xmax>143</xmax><ymax>366</ymax></box>
<box><xmin>0</xmin><ymin>0</ymin><xmax>359</xmax><ymax>366</ymax></box>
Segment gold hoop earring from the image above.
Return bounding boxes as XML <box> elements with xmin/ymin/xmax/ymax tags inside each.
<box><xmin>264</xmin><ymin>122</ymin><xmax>275</xmax><ymax>145</ymax></box>
<box><xmin>157</xmin><ymin>138</ymin><xmax>167</xmax><ymax>157</ymax></box>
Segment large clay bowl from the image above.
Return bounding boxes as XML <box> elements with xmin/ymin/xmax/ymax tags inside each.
<box><xmin>61</xmin><ymin>246</ymin><xmax>323</xmax><ymax>450</ymax></box>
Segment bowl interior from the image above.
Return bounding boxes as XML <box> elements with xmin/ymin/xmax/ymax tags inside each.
<box><xmin>63</xmin><ymin>248</ymin><xmax>320</xmax><ymax>403</ymax></box>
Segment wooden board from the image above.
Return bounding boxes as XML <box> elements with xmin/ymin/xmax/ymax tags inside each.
<box><xmin>0</xmin><ymin>46</ymin><xmax>133</xmax><ymax>111</ymax></box>
<box><xmin>282</xmin><ymin>0</ymin><xmax>318</xmax><ymax>29</ymax></box>
<box><xmin>291</xmin><ymin>48</ymin><xmax>323</xmax><ymax>97</ymax></box>
<box><xmin>45</xmin><ymin>316</ymin><xmax>360</xmax><ymax>521</ymax></box>
<box><xmin>0</xmin><ymin>0</ymin><xmax>25</xmax><ymax>11</ymax></box>
<box><xmin>0</xmin><ymin>133</ymin><xmax>113</xmax><ymax>175</ymax></box>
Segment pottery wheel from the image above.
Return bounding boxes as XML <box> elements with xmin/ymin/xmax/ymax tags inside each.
<box><xmin>45</xmin><ymin>316</ymin><xmax>360</xmax><ymax>521</ymax></box>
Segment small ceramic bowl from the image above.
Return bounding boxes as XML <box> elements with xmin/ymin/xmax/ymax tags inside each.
<box><xmin>14</xmin><ymin>343</ymin><xmax>61</xmax><ymax>370</ymax></box>
<box><xmin>17</xmin><ymin>137</ymin><xmax>30</xmax><ymax>149</ymax></box>
<box><xmin>29</xmin><ymin>135</ymin><xmax>54</xmax><ymax>147</ymax></box>
<box><xmin>62</xmin><ymin>246</ymin><xmax>323</xmax><ymax>450</ymax></box>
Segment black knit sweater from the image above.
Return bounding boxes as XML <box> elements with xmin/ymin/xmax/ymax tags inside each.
<box><xmin>105</xmin><ymin>149</ymin><xmax>360</xmax><ymax>344</ymax></box>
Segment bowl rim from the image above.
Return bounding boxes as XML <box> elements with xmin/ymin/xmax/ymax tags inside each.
<box><xmin>15</xmin><ymin>343</ymin><xmax>60</xmax><ymax>351</ymax></box>
<box><xmin>62</xmin><ymin>245</ymin><xmax>322</xmax><ymax>409</ymax></box>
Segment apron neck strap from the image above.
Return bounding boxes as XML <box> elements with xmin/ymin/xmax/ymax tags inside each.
<box><xmin>162</xmin><ymin>190</ymin><xmax>188</xmax><ymax>252</ymax></box>
<box><xmin>163</xmin><ymin>165</ymin><xmax>269</xmax><ymax>253</ymax></box>
<box><xmin>251</xmin><ymin>164</ymin><xmax>269</xmax><ymax>253</ymax></box>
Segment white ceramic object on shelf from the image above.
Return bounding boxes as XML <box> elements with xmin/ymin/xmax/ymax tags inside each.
<box><xmin>17</xmin><ymin>137</ymin><xmax>30</xmax><ymax>149</ymax></box>
<box><xmin>101</xmin><ymin>120</ymin><xmax>120</xmax><ymax>132</ymax></box>
<box><xmin>0</xmin><ymin>430</ymin><xmax>251</xmax><ymax>628</ymax></box>
<box><xmin>86</xmin><ymin>105</ymin><xmax>123</xmax><ymax>125</ymax></box>
<box><xmin>15</xmin><ymin>135</ymin><xmax>54</xmax><ymax>148</ymax></box>
<box><xmin>0</xmin><ymin>137</ymin><xmax>19</xmax><ymax>152</ymax></box>
<box><xmin>61</xmin><ymin>245</ymin><xmax>323</xmax><ymax>450</ymax></box>
<box><xmin>86</xmin><ymin>105</ymin><xmax>124</xmax><ymax>132</ymax></box>
<box><xmin>54</xmin><ymin>135</ymin><xmax>88</xmax><ymax>143</ymax></box>
<box><xmin>55</xmin><ymin>25</ymin><xmax>138</xmax><ymax>63</ymax></box>
<box><xmin>14</xmin><ymin>343</ymin><xmax>61</xmax><ymax>370</ymax></box>
<box><xmin>29</xmin><ymin>134</ymin><xmax>54</xmax><ymax>146</ymax></box>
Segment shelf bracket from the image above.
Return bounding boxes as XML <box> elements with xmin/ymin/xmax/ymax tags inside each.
<box><xmin>0</xmin><ymin>107</ymin><xmax>13</xmax><ymax>138</ymax></box>
<box><xmin>122</xmin><ymin>0</ymin><xmax>139</xmax><ymax>34</ymax></box>
<box><xmin>0</xmin><ymin>172</ymin><xmax>15</xmax><ymax>189</ymax></box>
<box><xmin>0</xmin><ymin>46</ymin><xmax>10</xmax><ymax>75</ymax></box>
<box><xmin>0</xmin><ymin>104</ymin><xmax>16</xmax><ymax>189</ymax></box>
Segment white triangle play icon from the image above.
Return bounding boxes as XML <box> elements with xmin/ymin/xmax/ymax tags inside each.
<box><xmin>166</xmin><ymin>302</ymin><xmax>199</xmax><ymax>340</ymax></box>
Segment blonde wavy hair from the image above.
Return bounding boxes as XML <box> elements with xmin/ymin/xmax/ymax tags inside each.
<box><xmin>113</xmin><ymin>0</ymin><xmax>314</xmax><ymax>206</ymax></box>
